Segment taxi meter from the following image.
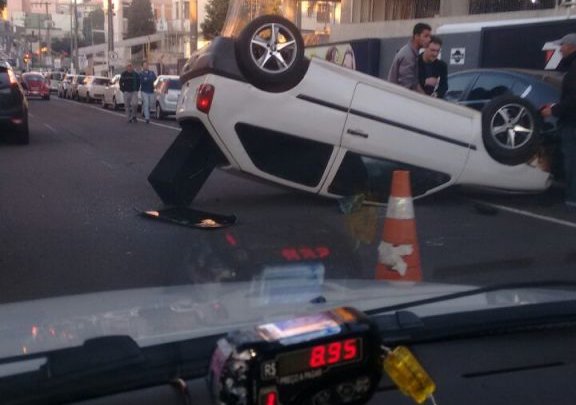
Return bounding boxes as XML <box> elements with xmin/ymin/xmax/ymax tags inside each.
<box><xmin>209</xmin><ymin>307</ymin><xmax>383</xmax><ymax>405</ymax></box>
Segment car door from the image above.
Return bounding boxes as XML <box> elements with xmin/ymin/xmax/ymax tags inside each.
<box><xmin>323</xmin><ymin>82</ymin><xmax>477</xmax><ymax>202</ymax></box>
<box><xmin>206</xmin><ymin>62</ymin><xmax>356</xmax><ymax>193</ymax></box>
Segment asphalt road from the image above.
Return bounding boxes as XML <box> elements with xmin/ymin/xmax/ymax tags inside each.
<box><xmin>1</xmin><ymin>97</ymin><xmax>576</xmax><ymax>304</ymax></box>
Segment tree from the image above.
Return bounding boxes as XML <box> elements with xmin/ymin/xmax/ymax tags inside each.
<box><xmin>126</xmin><ymin>0</ymin><xmax>156</xmax><ymax>55</ymax></box>
<box><xmin>126</xmin><ymin>0</ymin><xmax>156</xmax><ymax>39</ymax></box>
<box><xmin>201</xmin><ymin>0</ymin><xmax>229</xmax><ymax>40</ymax></box>
<box><xmin>82</xmin><ymin>9</ymin><xmax>105</xmax><ymax>45</ymax></box>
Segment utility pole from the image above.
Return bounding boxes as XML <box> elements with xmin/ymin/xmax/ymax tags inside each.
<box><xmin>73</xmin><ymin>0</ymin><xmax>79</xmax><ymax>72</ymax></box>
<box><xmin>189</xmin><ymin>0</ymin><xmax>197</xmax><ymax>55</ymax></box>
<box><xmin>106</xmin><ymin>0</ymin><xmax>114</xmax><ymax>76</ymax></box>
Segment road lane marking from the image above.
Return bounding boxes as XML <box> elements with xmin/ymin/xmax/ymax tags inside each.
<box><xmin>43</xmin><ymin>124</ymin><xmax>57</xmax><ymax>134</ymax></box>
<box><xmin>472</xmin><ymin>200</ymin><xmax>576</xmax><ymax>229</ymax></box>
<box><xmin>54</xmin><ymin>98</ymin><xmax>180</xmax><ymax>132</ymax></box>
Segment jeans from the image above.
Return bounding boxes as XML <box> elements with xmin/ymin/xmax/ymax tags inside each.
<box><xmin>141</xmin><ymin>92</ymin><xmax>155</xmax><ymax>120</ymax></box>
<box><xmin>124</xmin><ymin>92</ymin><xmax>138</xmax><ymax>121</ymax></box>
<box><xmin>559</xmin><ymin>124</ymin><xmax>576</xmax><ymax>204</ymax></box>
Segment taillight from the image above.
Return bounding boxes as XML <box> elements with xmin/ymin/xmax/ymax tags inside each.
<box><xmin>7</xmin><ymin>70</ymin><xmax>17</xmax><ymax>85</ymax></box>
<box><xmin>196</xmin><ymin>84</ymin><xmax>215</xmax><ymax>114</ymax></box>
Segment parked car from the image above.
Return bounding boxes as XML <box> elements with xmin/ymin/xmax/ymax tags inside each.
<box><xmin>447</xmin><ymin>69</ymin><xmax>562</xmax><ymax>136</ymax></box>
<box><xmin>102</xmin><ymin>74</ymin><xmax>141</xmax><ymax>110</ymax></box>
<box><xmin>58</xmin><ymin>74</ymin><xmax>74</xmax><ymax>98</ymax></box>
<box><xmin>21</xmin><ymin>72</ymin><xmax>50</xmax><ymax>100</ymax></box>
<box><xmin>77</xmin><ymin>76</ymin><xmax>110</xmax><ymax>103</ymax></box>
<box><xmin>0</xmin><ymin>62</ymin><xmax>29</xmax><ymax>144</ymax></box>
<box><xmin>66</xmin><ymin>75</ymin><xmax>86</xmax><ymax>100</ymax></box>
<box><xmin>154</xmin><ymin>76</ymin><xmax>181</xmax><ymax>120</ymax></box>
<box><xmin>149</xmin><ymin>15</ymin><xmax>552</xmax><ymax>207</ymax></box>
<box><xmin>447</xmin><ymin>69</ymin><xmax>564</xmax><ymax>177</ymax></box>
<box><xmin>46</xmin><ymin>71</ymin><xmax>65</xmax><ymax>93</ymax></box>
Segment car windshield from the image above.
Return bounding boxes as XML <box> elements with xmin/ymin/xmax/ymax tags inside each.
<box><xmin>4</xmin><ymin>1</ymin><xmax>576</xmax><ymax>402</ymax></box>
<box><xmin>25</xmin><ymin>74</ymin><xmax>44</xmax><ymax>82</ymax></box>
<box><xmin>167</xmin><ymin>79</ymin><xmax>181</xmax><ymax>90</ymax></box>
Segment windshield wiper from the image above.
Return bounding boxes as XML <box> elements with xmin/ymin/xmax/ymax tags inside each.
<box><xmin>364</xmin><ymin>280</ymin><xmax>576</xmax><ymax>316</ymax></box>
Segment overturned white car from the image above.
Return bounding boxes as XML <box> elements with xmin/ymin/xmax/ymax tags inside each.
<box><xmin>148</xmin><ymin>1</ymin><xmax>551</xmax><ymax>206</ymax></box>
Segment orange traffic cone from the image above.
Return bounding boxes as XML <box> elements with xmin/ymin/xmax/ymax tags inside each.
<box><xmin>375</xmin><ymin>170</ymin><xmax>422</xmax><ymax>282</ymax></box>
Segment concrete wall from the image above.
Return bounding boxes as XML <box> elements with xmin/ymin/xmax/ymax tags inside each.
<box><xmin>330</xmin><ymin>8</ymin><xmax>564</xmax><ymax>42</ymax></box>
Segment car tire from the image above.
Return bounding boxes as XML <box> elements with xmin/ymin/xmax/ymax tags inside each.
<box><xmin>481</xmin><ymin>95</ymin><xmax>542</xmax><ymax>166</ymax></box>
<box><xmin>155</xmin><ymin>102</ymin><xmax>164</xmax><ymax>120</ymax></box>
<box><xmin>235</xmin><ymin>15</ymin><xmax>308</xmax><ymax>92</ymax></box>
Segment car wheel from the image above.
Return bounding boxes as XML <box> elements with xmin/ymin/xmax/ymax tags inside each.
<box><xmin>156</xmin><ymin>102</ymin><xmax>164</xmax><ymax>120</ymax></box>
<box><xmin>481</xmin><ymin>95</ymin><xmax>542</xmax><ymax>166</ymax></box>
<box><xmin>235</xmin><ymin>15</ymin><xmax>307</xmax><ymax>92</ymax></box>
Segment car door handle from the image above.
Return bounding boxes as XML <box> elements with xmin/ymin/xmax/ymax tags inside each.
<box><xmin>347</xmin><ymin>129</ymin><xmax>369</xmax><ymax>138</ymax></box>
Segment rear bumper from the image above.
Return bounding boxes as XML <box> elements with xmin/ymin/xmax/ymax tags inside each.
<box><xmin>0</xmin><ymin>107</ymin><xmax>27</xmax><ymax>131</ymax></box>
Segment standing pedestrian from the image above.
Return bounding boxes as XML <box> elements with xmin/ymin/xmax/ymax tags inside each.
<box><xmin>119</xmin><ymin>63</ymin><xmax>140</xmax><ymax>123</ymax></box>
<box><xmin>140</xmin><ymin>61</ymin><xmax>157</xmax><ymax>124</ymax></box>
<box><xmin>388</xmin><ymin>23</ymin><xmax>432</xmax><ymax>92</ymax></box>
<box><xmin>541</xmin><ymin>33</ymin><xmax>576</xmax><ymax>208</ymax></box>
<box><xmin>418</xmin><ymin>36</ymin><xmax>448</xmax><ymax>98</ymax></box>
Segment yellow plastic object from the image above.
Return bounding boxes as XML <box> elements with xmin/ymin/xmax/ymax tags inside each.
<box><xmin>383</xmin><ymin>346</ymin><xmax>436</xmax><ymax>404</ymax></box>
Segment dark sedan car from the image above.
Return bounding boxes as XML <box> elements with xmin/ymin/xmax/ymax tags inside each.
<box><xmin>0</xmin><ymin>64</ymin><xmax>29</xmax><ymax>144</ymax></box>
<box><xmin>447</xmin><ymin>69</ymin><xmax>562</xmax><ymax>134</ymax></box>
<box><xmin>447</xmin><ymin>69</ymin><xmax>563</xmax><ymax>176</ymax></box>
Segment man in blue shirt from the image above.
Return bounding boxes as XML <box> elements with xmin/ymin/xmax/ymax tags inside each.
<box><xmin>140</xmin><ymin>61</ymin><xmax>157</xmax><ymax>124</ymax></box>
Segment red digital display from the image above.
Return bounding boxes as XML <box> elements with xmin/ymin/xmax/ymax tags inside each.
<box><xmin>309</xmin><ymin>339</ymin><xmax>359</xmax><ymax>368</ymax></box>
<box><xmin>274</xmin><ymin>338</ymin><xmax>363</xmax><ymax>377</ymax></box>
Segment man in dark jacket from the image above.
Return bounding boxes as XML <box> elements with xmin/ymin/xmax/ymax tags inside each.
<box><xmin>119</xmin><ymin>63</ymin><xmax>141</xmax><ymax>123</ymax></box>
<box><xmin>542</xmin><ymin>33</ymin><xmax>576</xmax><ymax>208</ymax></box>
<box><xmin>418</xmin><ymin>36</ymin><xmax>448</xmax><ymax>98</ymax></box>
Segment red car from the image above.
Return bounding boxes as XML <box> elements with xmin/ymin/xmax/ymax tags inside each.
<box><xmin>21</xmin><ymin>72</ymin><xmax>50</xmax><ymax>100</ymax></box>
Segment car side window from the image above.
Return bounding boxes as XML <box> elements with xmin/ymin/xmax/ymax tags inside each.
<box><xmin>466</xmin><ymin>73</ymin><xmax>515</xmax><ymax>101</ymax></box>
<box><xmin>329</xmin><ymin>153</ymin><xmax>451</xmax><ymax>202</ymax></box>
<box><xmin>445</xmin><ymin>73</ymin><xmax>476</xmax><ymax>102</ymax></box>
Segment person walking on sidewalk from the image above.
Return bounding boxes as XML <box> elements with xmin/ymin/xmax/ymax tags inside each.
<box><xmin>140</xmin><ymin>62</ymin><xmax>157</xmax><ymax>124</ymax></box>
<box><xmin>541</xmin><ymin>33</ymin><xmax>576</xmax><ymax>209</ymax></box>
<box><xmin>119</xmin><ymin>63</ymin><xmax>141</xmax><ymax>123</ymax></box>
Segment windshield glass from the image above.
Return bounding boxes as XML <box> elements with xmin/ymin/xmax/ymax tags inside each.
<box><xmin>167</xmin><ymin>79</ymin><xmax>182</xmax><ymax>90</ymax></box>
<box><xmin>3</xmin><ymin>0</ymin><xmax>576</xmax><ymax>388</ymax></box>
